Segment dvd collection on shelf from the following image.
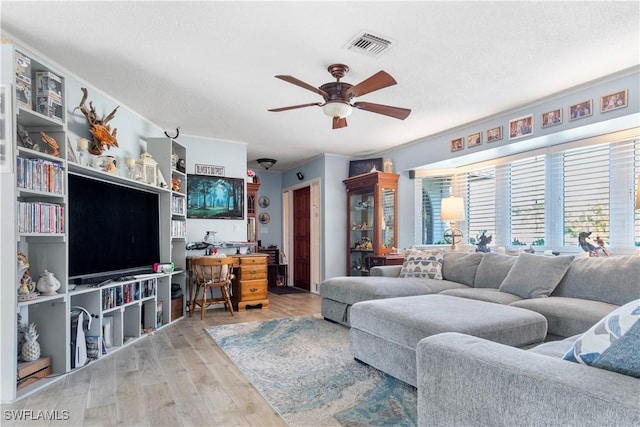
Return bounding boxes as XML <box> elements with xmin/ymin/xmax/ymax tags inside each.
<box><xmin>16</xmin><ymin>157</ymin><xmax>64</xmax><ymax>194</ymax></box>
<box><xmin>16</xmin><ymin>201</ymin><xmax>64</xmax><ymax>234</ymax></box>
<box><xmin>101</xmin><ymin>279</ymin><xmax>157</xmax><ymax>310</ymax></box>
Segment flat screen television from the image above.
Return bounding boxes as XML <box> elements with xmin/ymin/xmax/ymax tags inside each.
<box><xmin>68</xmin><ymin>173</ymin><xmax>160</xmax><ymax>282</ymax></box>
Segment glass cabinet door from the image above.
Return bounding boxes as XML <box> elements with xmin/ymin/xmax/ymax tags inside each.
<box><xmin>349</xmin><ymin>192</ymin><xmax>374</xmax><ymax>275</ymax></box>
<box><xmin>381</xmin><ymin>187</ymin><xmax>396</xmax><ymax>251</ymax></box>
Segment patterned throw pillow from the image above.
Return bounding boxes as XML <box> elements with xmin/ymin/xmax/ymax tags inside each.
<box><xmin>399</xmin><ymin>249</ymin><xmax>444</xmax><ymax>280</ymax></box>
<box><xmin>563</xmin><ymin>299</ymin><xmax>640</xmax><ymax>378</ymax></box>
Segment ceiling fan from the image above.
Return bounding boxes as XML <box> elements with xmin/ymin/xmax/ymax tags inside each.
<box><xmin>268</xmin><ymin>64</ymin><xmax>411</xmax><ymax>129</ymax></box>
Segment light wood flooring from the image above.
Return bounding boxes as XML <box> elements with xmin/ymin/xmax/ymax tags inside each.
<box><xmin>2</xmin><ymin>291</ymin><xmax>322</xmax><ymax>426</ymax></box>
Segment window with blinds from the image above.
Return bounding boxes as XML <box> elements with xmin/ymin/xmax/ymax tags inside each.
<box><xmin>511</xmin><ymin>156</ymin><xmax>545</xmax><ymax>246</ymax></box>
<box><xmin>563</xmin><ymin>145</ymin><xmax>611</xmax><ymax>246</ymax></box>
<box><xmin>418</xmin><ymin>135</ymin><xmax>639</xmax><ymax>252</ymax></box>
<box><xmin>465</xmin><ymin>167</ymin><xmax>496</xmax><ymax>244</ymax></box>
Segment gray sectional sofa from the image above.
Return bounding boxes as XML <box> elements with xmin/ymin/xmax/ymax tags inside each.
<box><xmin>319</xmin><ymin>251</ymin><xmax>640</xmax><ymax>425</ymax></box>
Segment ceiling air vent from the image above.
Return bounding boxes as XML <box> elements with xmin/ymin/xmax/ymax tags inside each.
<box><xmin>345</xmin><ymin>31</ymin><xmax>394</xmax><ymax>57</ymax></box>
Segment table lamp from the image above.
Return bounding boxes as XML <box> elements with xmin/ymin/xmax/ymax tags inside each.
<box><xmin>440</xmin><ymin>196</ymin><xmax>465</xmax><ymax>250</ymax></box>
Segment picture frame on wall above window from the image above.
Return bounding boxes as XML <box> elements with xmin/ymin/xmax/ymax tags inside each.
<box><xmin>467</xmin><ymin>132</ymin><xmax>482</xmax><ymax>148</ymax></box>
<box><xmin>348</xmin><ymin>158</ymin><xmax>384</xmax><ymax>177</ymax></box>
<box><xmin>541</xmin><ymin>108</ymin><xmax>563</xmax><ymax>128</ymax></box>
<box><xmin>600</xmin><ymin>89</ymin><xmax>627</xmax><ymax>113</ymax></box>
<box><xmin>508</xmin><ymin>114</ymin><xmax>533</xmax><ymax>140</ymax></box>
<box><xmin>486</xmin><ymin>126</ymin><xmax>503</xmax><ymax>143</ymax></box>
<box><xmin>569</xmin><ymin>99</ymin><xmax>592</xmax><ymax>121</ymax></box>
<box><xmin>450</xmin><ymin>137</ymin><xmax>464</xmax><ymax>152</ymax></box>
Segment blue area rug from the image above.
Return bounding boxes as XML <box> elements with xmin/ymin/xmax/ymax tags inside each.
<box><xmin>206</xmin><ymin>315</ymin><xmax>417</xmax><ymax>426</ymax></box>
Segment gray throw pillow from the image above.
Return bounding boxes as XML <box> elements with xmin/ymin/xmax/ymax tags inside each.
<box><xmin>499</xmin><ymin>253</ymin><xmax>574</xmax><ymax>298</ymax></box>
<box><xmin>441</xmin><ymin>251</ymin><xmax>484</xmax><ymax>287</ymax></box>
<box><xmin>474</xmin><ymin>252</ymin><xmax>517</xmax><ymax>288</ymax></box>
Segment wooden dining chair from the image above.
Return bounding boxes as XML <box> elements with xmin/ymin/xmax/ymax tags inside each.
<box><xmin>190</xmin><ymin>256</ymin><xmax>235</xmax><ymax>319</ymax></box>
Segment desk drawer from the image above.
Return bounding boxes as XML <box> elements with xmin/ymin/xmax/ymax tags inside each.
<box><xmin>240</xmin><ymin>256</ymin><xmax>267</xmax><ymax>265</ymax></box>
<box><xmin>238</xmin><ymin>264</ymin><xmax>267</xmax><ymax>280</ymax></box>
<box><xmin>240</xmin><ymin>280</ymin><xmax>267</xmax><ymax>300</ymax></box>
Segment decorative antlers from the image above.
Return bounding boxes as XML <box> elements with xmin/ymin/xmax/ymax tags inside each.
<box><xmin>73</xmin><ymin>87</ymin><xmax>120</xmax><ymax>155</ymax></box>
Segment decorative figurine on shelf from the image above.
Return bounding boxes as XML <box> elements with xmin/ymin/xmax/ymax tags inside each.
<box><xmin>475</xmin><ymin>231</ymin><xmax>493</xmax><ymax>253</ymax></box>
<box><xmin>247</xmin><ymin>169</ymin><xmax>256</xmax><ymax>183</ymax></box>
<box><xmin>171</xmin><ymin>177</ymin><xmax>181</xmax><ymax>192</ymax></box>
<box><xmin>73</xmin><ymin>87</ymin><xmax>119</xmax><ymax>155</ymax></box>
<box><xmin>21</xmin><ymin>323</ymin><xmax>41</xmax><ymax>362</ymax></box>
<box><xmin>578</xmin><ymin>231</ymin><xmax>609</xmax><ymax>257</ymax></box>
<box><xmin>17</xmin><ymin>124</ymin><xmax>39</xmax><ymax>151</ymax></box>
<box><xmin>595</xmin><ymin>235</ymin><xmax>610</xmax><ymax>257</ymax></box>
<box><xmin>40</xmin><ymin>132</ymin><xmax>59</xmax><ymax>157</ymax></box>
<box><xmin>36</xmin><ymin>270</ymin><xmax>61</xmax><ymax>296</ymax></box>
<box><xmin>17</xmin><ymin>252</ymin><xmax>37</xmax><ymax>302</ymax></box>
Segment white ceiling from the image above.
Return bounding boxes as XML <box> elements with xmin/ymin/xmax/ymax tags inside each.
<box><xmin>2</xmin><ymin>1</ymin><xmax>639</xmax><ymax>171</ymax></box>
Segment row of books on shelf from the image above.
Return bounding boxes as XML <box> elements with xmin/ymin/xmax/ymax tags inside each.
<box><xmin>16</xmin><ymin>157</ymin><xmax>64</xmax><ymax>194</ymax></box>
<box><xmin>101</xmin><ymin>279</ymin><xmax>157</xmax><ymax>310</ymax></box>
<box><xmin>171</xmin><ymin>220</ymin><xmax>186</xmax><ymax>238</ymax></box>
<box><xmin>171</xmin><ymin>195</ymin><xmax>186</xmax><ymax>215</ymax></box>
<box><xmin>16</xmin><ymin>201</ymin><xmax>64</xmax><ymax>234</ymax></box>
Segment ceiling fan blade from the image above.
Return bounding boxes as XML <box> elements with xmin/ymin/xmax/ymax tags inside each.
<box><xmin>346</xmin><ymin>71</ymin><xmax>397</xmax><ymax>98</ymax></box>
<box><xmin>275</xmin><ymin>75</ymin><xmax>329</xmax><ymax>98</ymax></box>
<box><xmin>268</xmin><ymin>102</ymin><xmax>323</xmax><ymax>112</ymax></box>
<box><xmin>353</xmin><ymin>101</ymin><xmax>411</xmax><ymax>120</ymax></box>
<box><xmin>333</xmin><ymin>117</ymin><xmax>347</xmax><ymax>129</ymax></box>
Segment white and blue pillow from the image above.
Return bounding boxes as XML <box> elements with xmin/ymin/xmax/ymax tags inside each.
<box><xmin>563</xmin><ymin>299</ymin><xmax>640</xmax><ymax>378</ymax></box>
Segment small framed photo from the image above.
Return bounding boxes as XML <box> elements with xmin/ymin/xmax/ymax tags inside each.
<box><xmin>508</xmin><ymin>114</ymin><xmax>533</xmax><ymax>140</ymax></box>
<box><xmin>569</xmin><ymin>99</ymin><xmax>592</xmax><ymax>121</ymax></box>
<box><xmin>541</xmin><ymin>108</ymin><xmax>562</xmax><ymax>128</ymax></box>
<box><xmin>600</xmin><ymin>89</ymin><xmax>627</xmax><ymax>113</ymax></box>
<box><xmin>450</xmin><ymin>137</ymin><xmax>464</xmax><ymax>152</ymax></box>
<box><xmin>486</xmin><ymin>126</ymin><xmax>503</xmax><ymax>143</ymax></box>
<box><xmin>467</xmin><ymin>132</ymin><xmax>482</xmax><ymax>148</ymax></box>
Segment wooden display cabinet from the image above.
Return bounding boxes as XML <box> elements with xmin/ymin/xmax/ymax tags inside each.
<box><xmin>247</xmin><ymin>182</ymin><xmax>260</xmax><ymax>242</ymax></box>
<box><xmin>344</xmin><ymin>171</ymin><xmax>399</xmax><ymax>276</ymax></box>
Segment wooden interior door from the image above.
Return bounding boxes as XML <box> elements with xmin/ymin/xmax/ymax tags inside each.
<box><xmin>293</xmin><ymin>186</ymin><xmax>310</xmax><ymax>290</ymax></box>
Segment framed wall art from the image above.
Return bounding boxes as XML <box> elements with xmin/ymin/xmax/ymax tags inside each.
<box><xmin>187</xmin><ymin>175</ymin><xmax>244</xmax><ymax>219</ymax></box>
<box><xmin>508</xmin><ymin>114</ymin><xmax>533</xmax><ymax>140</ymax></box>
<box><xmin>348</xmin><ymin>158</ymin><xmax>384</xmax><ymax>177</ymax></box>
<box><xmin>486</xmin><ymin>126</ymin><xmax>503</xmax><ymax>143</ymax></box>
<box><xmin>194</xmin><ymin>163</ymin><xmax>225</xmax><ymax>177</ymax></box>
<box><xmin>541</xmin><ymin>108</ymin><xmax>562</xmax><ymax>128</ymax></box>
<box><xmin>258</xmin><ymin>196</ymin><xmax>270</xmax><ymax>208</ymax></box>
<box><xmin>259</xmin><ymin>212</ymin><xmax>271</xmax><ymax>224</ymax></box>
<box><xmin>569</xmin><ymin>99</ymin><xmax>592</xmax><ymax>121</ymax></box>
<box><xmin>467</xmin><ymin>132</ymin><xmax>482</xmax><ymax>148</ymax></box>
<box><xmin>450</xmin><ymin>137</ymin><xmax>464</xmax><ymax>152</ymax></box>
<box><xmin>600</xmin><ymin>89</ymin><xmax>627</xmax><ymax>113</ymax></box>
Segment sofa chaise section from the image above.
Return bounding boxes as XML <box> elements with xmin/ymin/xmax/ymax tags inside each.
<box><xmin>416</xmin><ymin>332</ymin><xmax>640</xmax><ymax>426</ymax></box>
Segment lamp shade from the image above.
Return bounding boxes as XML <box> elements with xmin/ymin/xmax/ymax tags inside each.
<box><xmin>322</xmin><ymin>102</ymin><xmax>353</xmax><ymax>118</ymax></box>
<box><xmin>440</xmin><ymin>196</ymin><xmax>465</xmax><ymax>221</ymax></box>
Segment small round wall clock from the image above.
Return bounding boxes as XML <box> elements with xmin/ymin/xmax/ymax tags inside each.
<box><xmin>258</xmin><ymin>196</ymin><xmax>270</xmax><ymax>208</ymax></box>
<box><xmin>259</xmin><ymin>212</ymin><xmax>271</xmax><ymax>224</ymax></box>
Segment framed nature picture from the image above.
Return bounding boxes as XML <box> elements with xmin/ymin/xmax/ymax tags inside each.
<box><xmin>541</xmin><ymin>108</ymin><xmax>562</xmax><ymax>128</ymax></box>
<box><xmin>509</xmin><ymin>114</ymin><xmax>533</xmax><ymax>140</ymax></box>
<box><xmin>600</xmin><ymin>89</ymin><xmax>627</xmax><ymax>113</ymax></box>
<box><xmin>467</xmin><ymin>132</ymin><xmax>482</xmax><ymax>148</ymax></box>
<box><xmin>569</xmin><ymin>99</ymin><xmax>592</xmax><ymax>121</ymax></box>
<box><xmin>450</xmin><ymin>137</ymin><xmax>464</xmax><ymax>152</ymax></box>
<box><xmin>486</xmin><ymin>126</ymin><xmax>503</xmax><ymax>143</ymax></box>
<box><xmin>187</xmin><ymin>175</ymin><xmax>244</xmax><ymax>219</ymax></box>
<box><xmin>348</xmin><ymin>158</ymin><xmax>384</xmax><ymax>177</ymax></box>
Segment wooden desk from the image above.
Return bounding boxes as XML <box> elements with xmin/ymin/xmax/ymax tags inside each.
<box><xmin>187</xmin><ymin>254</ymin><xmax>269</xmax><ymax>312</ymax></box>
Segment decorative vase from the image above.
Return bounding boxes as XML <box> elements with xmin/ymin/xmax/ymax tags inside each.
<box><xmin>21</xmin><ymin>323</ymin><xmax>41</xmax><ymax>362</ymax></box>
<box><xmin>36</xmin><ymin>270</ymin><xmax>61</xmax><ymax>296</ymax></box>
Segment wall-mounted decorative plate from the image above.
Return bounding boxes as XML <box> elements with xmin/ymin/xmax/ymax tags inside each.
<box><xmin>259</xmin><ymin>212</ymin><xmax>271</xmax><ymax>224</ymax></box>
<box><xmin>258</xmin><ymin>196</ymin><xmax>270</xmax><ymax>208</ymax></box>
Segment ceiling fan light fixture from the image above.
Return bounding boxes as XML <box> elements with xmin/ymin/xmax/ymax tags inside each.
<box><xmin>257</xmin><ymin>158</ymin><xmax>277</xmax><ymax>170</ymax></box>
<box><xmin>322</xmin><ymin>101</ymin><xmax>353</xmax><ymax>119</ymax></box>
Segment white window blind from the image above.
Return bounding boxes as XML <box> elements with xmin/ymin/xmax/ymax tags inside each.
<box><xmin>465</xmin><ymin>167</ymin><xmax>496</xmax><ymax>244</ymax></box>
<box><xmin>562</xmin><ymin>145</ymin><xmax>610</xmax><ymax>246</ymax></box>
<box><xmin>635</xmin><ymin>141</ymin><xmax>640</xmax><ymax>246</ymax></box>
<box><xmin>511</xmin><ymin>156</ymin><xmax>545</xmax><ymax>246</ymax></box>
